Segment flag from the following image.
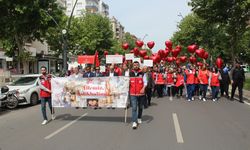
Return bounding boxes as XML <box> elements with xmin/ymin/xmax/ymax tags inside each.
<box><xmin>94</xmin><ymin>50</ymin><xmax>100</xmax><ymax>67</ymax></box>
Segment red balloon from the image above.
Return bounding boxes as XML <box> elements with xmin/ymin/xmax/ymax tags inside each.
<box><xmin>163</xmin><ymin>50</ymin><xmax>169</xmax><ymax>58</ymax></box>
<box><xmin>197</xmin><ymin>62</ymin><xmax>203</xmax><ymax>66</ymax></box>
<box><xmin>176</xmin><ymin>45</ymin><xmax>182</xmax><ymax>52</ymax></box>
<box><xmin>136</xmin><ymin>40</ymin><xmax>144</xmax><ymax>48</ymax></box>
<box><xmin>139</xmin><ymin>50</ymin><xmax>147</xmax><ymax>57</ymax></box>
<box><xmin>189</xmin><ymin>56</ymin><xmax>197</xmax><ymax>64</ymax></box>
<box><xmin>203</xmin><ymin>51</ymin><xmax>209</xmax><ymax>59</ymax></box>
<box><xmin>172</xmin><ymin>49</ymin><xmax>180</xmax><ymax>57</ymax></box>
<box><xmin>122</xmin><ymin>43</ymin><xmax>129</xmax><ymax>50</ymax></box>
<box><xmin>216</xmin><ymin>57</ymin><xmax>223</xmax><ymax>69</ymax></box>
<box><xmin>133</xmin><ymin>47</ymin><xmax>139</xmax><ymax>56</ymax></box>
<box><xmin>180</xmin><ymin>56</ymin><xmax>187</xmax><ymax>63</ymax></box>
<box><xmin>187</xmin><ymin>44</ymin><xmax>198</xmax><ymax>53</ymax></box>
<box><xmin>166</xmin><ymin>57</ymin><xmax>174</xmax><ymax>63</ymax></box>
<box><xmin>147</xmin><ymin>41</ymin><xmax>155</xmax><ymax>49</ymax></box>
<box><xmin>158</xmin><ymin>49</ymin><xmax>165</xmax><ymax>58</ymax></box>
<box><xmin>144</xmin><ymin>55</ymin><xmax>149</xmax><ymax>59</ymax></box>
<box><xmin>104</xmin><ymin>50</ymin><xmax>108</xmax><ymax>56</ymax></box>
<box><xmin>195</xmin><ymin>48</ymin><xmax>205</xmax><ymax>58</ymax></box>
<box><xmin>176</xmin><ymin>59</ymin><xmax>181</xmax><ymax>66</ymax></box>
<box><xmin>165</xmin><ymin>40</ymin><xmax>172</xmax><ymax>49</ymax></box>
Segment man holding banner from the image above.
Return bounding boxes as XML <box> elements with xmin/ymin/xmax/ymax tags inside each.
<box><xmin>129</xmin><ymin>61</ymin><xmax>148</xmax><ymax>129</ymax></box>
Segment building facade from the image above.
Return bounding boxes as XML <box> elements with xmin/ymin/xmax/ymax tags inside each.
<box><xmin>110</xmin><ymin>17</ymin><xmax>125</xmax><ymax>41</ymax></box>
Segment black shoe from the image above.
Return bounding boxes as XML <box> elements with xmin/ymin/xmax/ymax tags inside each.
<box><xmin>230</xmin><ymin>98</ymin><xmax>234</xmax><ymax>101</ymax></box>
<box><xmin>239</xmin><ymin>100</ymin><xmax>244</xmax><ymax>103</ymax></box>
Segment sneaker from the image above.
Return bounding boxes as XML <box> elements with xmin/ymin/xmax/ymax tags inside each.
<box><xmin>51</xmin><ymin>114</ymin><xmax>56</xmax><ymax>120</ymax></box>
<box><xmin>188</xmin><ymin>99</ymin><xmax>191</xmax><ymax>102</ymax></box>
<box><xmin>41</xmin><ymin>120</ymin><xmax>48</xmax><ymax>125</ymax></box>
<box><xmin>132</xmin><ymin>122</ymin><xmax>137</xmax><ymax>129</ymax></box>
<box><xmin>212</xmin><ymin>99</ymin><xmax>216</xmax><ymax>102</ymax></box>
<box><xmin>203</xmin><ymin>98</ymin><xmax>206</xmax><ymax>102</ymax></box>
<box><xmin>137</xmin><ymin>118</ymin><xmax>142</xmax><ymax>124</ymax></box>
<box><xmin>199</xmin><ymin>96</ymin><xmax>202</xmax><ymax>100</ymax></box>
<box><xmin>192</xmin><ymin>97</ymin><xmax>194</xmax><ymax>101</ymax></box>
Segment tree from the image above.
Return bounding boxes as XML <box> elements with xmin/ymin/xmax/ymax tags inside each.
<box><xmin>171</xmin><ymin>13</ymin><xmax>231</xmax><ymax>63</ymax></box>
<box><xmin>0</xmin><ymin>0</ymin><xmax>64</xmax><ymax>72</ymax></box>
<box><xmin>69</xmin><ymin>13</ymin><xmax>114</xmax><ymax>55</ymax></box>
<box><xmin>188</xmin><ymin>0</ymin><xmax>250</xmax><ymax>63</ymax></box>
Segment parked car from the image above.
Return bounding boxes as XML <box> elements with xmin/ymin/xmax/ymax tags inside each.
<box><xmin>6</xmin><ymin>74</ymin><xmax>55</xmax><ymax>106</ymax></box>
<box><xmin>241</xmin><ymin>65</ymin><xmax>249</xmax><ymax>73</ymax></box>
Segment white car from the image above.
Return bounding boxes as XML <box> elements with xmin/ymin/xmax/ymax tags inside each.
<box><xmin>7</xmin><ymin>74</ymin><xmax>55</xmax><ymax>106</ymax></box>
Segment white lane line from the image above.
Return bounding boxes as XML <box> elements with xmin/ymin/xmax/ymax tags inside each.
<box><xmin>44</xmin><ymin>113</ymin><xmax>88</xmax><ymax>140</ymax></box>
<box><xmin>244</xmin><ymin>101</ymin><xmax>250</xmax><ymax>106</ymax></box>
<box><xmin>172</xmin><ymin>113</ymin><xmax>184</xmax><ymax>143</ymax></box>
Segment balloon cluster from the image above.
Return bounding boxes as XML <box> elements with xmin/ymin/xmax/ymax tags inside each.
<box><xmin>111</xmin><ymin>40</ymin><xmax>224</xmax><ymax>68</ymax></box>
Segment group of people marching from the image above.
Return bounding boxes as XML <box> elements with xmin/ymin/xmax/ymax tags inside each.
<box><xmin>38</xmin><ymin>60</ymin><xmax>245</xmax><ymax>129</ymax></box>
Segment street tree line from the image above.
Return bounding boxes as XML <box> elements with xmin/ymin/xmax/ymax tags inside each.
<box><xmin>171</xmin><ymin>0</ymin><xmax>250</xmax><ymax>64</ymax></box>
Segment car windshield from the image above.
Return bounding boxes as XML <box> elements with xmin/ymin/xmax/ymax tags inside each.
<box><xmin>11</xmin><ymin>77</ymin><xmax>38</xmax><ymax>86</ymax></box>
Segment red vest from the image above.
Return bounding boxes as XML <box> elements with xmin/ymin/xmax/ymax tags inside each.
<box><xmin>185</xmin><ymin>69</ymin><xmax>195</xmax><ymax>84</ymax></box>
<box><xmin>176</xmin><ymin>74</ymin><xmax>184</xmax><ymax>87</ymax></box>
<box><xmin>165</xmin><ymin>73</ymin><xmax>174</xmax><ymax>85</ymax></box>
<box><xmin>194</xmin><ymin>76</ymin><xmax>199</xmax><ymax>84</ymax></box>
<box><xmin>211</xmin><ymin>73</ymin><xmax>220</xmax><ymax>87</ymax></box>
<box><xmin>198</xmin><ymin>70</ymin><xmax>209</xmax><ymax>85</ymax></box>
<box><xmin>39</xmin><ymin>74</ymin><xmax>51</xmax><ymax>98</ymax></box>
<box><xmin>130</xmin><ymin>77</ymin><xmax>144</xmax><ymax>96</ymax></box>
<box><xmin>155</xmin><ymin>73</ymin><xmax>165</xmax><ymax>85</ymax></box>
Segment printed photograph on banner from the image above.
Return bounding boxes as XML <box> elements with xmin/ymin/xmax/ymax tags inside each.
<box><xmin>51</xmin><ymin>77</ymin><xmax>130</xmax><ymax>108</ymax></box>
<box><xmin>143</xmin><ymin>59</ymin><xmax>153</xmax><ymax>67</ymax></box>
<box><xmin>106</xmin><ymin>55</ymin><xmax>123</xmax><ymax>64</ymax></box>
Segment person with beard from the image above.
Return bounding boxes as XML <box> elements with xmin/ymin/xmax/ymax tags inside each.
<box><xmin>38</xmin><ymin>66</ymin><xmax>55</xmax><ymax>125</ymax></box>
<box><xmin>129</xmin><ymin>61</ymin><xmax>147</xmax><ymax>129</ymax></box>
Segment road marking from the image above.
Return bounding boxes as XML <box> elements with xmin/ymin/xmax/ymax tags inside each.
<box><xmin>244</xmin><ymin>101</ymin><xmax>250</xmax><ymax>106</ymax></box>
<box><xmin>44</xmin><ymin>113</ymin><xmax>88</xmax><ymax>140</ymax></box>
<box><xmin>172</xmin><ymin>113</ymin><xmax>184</xmax><ymax>143</ymax></box>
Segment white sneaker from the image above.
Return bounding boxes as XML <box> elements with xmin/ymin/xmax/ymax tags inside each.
<box><xmin>41</xmin><ymin>120</ymin><xmax>48</xmax><ymax>125</ymax></box>
<box><xmin>188</xmin><ymin>99</ymin><xmax>191</xmax><ymax>102</ymax></box>
<box><xmin>192</xmin><ymin>97</ymin><xmax>194</xmax><ymax>101</ymax></box>
<box><xmin>203</xmin><ymin>98</ymin><xmax>206</xmax><ymax>102</ymax></box>
<box><xmin>51</xmin><ymin>114</ymin><xmax>56</xmax><ymax>120</ymax></box>
<box><xmin>137</xmin><ymin>119</ymin><xmax>142</xmax><ymax>124</ymax></box>
<box><xmin>199</xmin><ymin>96</ymin><xmax>202</xmax><ymax>100</ymax></box>
<box><xmin>132</xmin><ymin>122</ymin><xmax>137</xmax><ymax>129</ymax></box>
<box><xmin>212</xmin><ymin>99</ymin><xmax>216</xmax><ymax>102</ymax></box>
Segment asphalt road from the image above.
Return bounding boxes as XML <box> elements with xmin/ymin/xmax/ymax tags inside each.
<box><xmin>0</xmin><ymin>97</ymin><xmax>250</xmax><ymax>150</ymax></box>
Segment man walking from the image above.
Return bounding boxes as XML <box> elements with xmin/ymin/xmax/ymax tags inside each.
<box><xmin>129</xmin><ymin>61</ymin><xmax>147</xmax><ymax>129</ymax></box>
<box><xmin>38</xmin><ymin>66</ymin><xmax>55</xmax><ymax>125</ymax></box>
<box><xmin>231</xmin><ymin>61</ymin><xmax>245</xmax><ymax>103</ymax></box>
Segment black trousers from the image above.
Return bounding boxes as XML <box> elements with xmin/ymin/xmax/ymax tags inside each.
<box><xmin>231</xmin><ymin>81</ymin><xmax>243</xmax><ymax>101</ymax></box>
<box><xmin>167</xmin><ymin>86</ymin><xmax>175</xmax><ymax>97</ymax></box>
<box><xmin>176</xmin><ymin>86</ymin><xmax>184</xmax><ymax>96</ymax></box>
<box><xmin>145</xmin><ymin>88</ymin><xmax>152</xmax><ymax>106</ymax></box>
<box><xmin>156</xmin><ymin>84</ymin><xmax>164</xmax><ymax>97</ymax></box>
<box><xmin>220</xmin><ymin>82</ymin><xmax>229</xmax><ymax>97</ymax></box>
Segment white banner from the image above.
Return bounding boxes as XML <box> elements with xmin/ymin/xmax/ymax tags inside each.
<box><xmin>125</xmin><ymin>53</ymin><xmax>134</xmax><ymax>60</ymax></box>
<box><xmin>51</xmin><ymin>77</ymin><xmax>130</xmax><ymax>108</ymax></box>
<box><xmin>106</xmin><ymin>55</ymin><xmax>123</xmax><ymax>64</ymax></box>
<box><xmin>143</xmin><ymin>60</ymin><xmax>153</xmax><ymax>67</ymax></box>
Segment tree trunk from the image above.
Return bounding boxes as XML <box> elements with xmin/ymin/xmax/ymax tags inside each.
<box><xmin>14</xmin><ymin>34</ymin><xmax>23</xmax><ymax>74</ymax></box>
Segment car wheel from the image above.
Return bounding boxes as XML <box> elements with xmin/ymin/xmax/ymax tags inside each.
<box><xmin>30</xmin><ymin>93</ymin><xmax>39</xmax><ymax>106</ymax></box>
<box><xmin>6</xmin><ymin>95</ymin><xmax>18</xmax><ymax>109</ymax></box>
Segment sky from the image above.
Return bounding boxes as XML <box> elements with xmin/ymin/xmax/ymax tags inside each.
<box><xmin>105</xmin><ymin>0</ymin><xmax>191</xmax><ymax>52</ymax></box>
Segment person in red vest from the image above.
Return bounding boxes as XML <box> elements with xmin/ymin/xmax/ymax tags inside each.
<box><xmin>193</xmin><ymin>66</ymin><xmax>200</xmax><ymax>98</ymax></box>
<box><xmin>198</xmin><ymin>65</ymin><xmax>210</xmax><ymax>101</ymax></box>
<box><xmin>185</xmin><ymin>64</ymin><xmax>195</xmax><ymax>102</ymax></box>
<box><xmin>210</xmin><ymin>67</ymin><xmax>221</xmax><ymax>101</ymax></box>
<box><xmin>129</xmin><ymin>61</ymin><xmax>147</xmax><ymax>129</ymax></box>
<box><xmin>155</xmin><ymin>67</ymin><xmax>165</xmax><ymax>98</ymax></box>
<box><xmin>165</xmin><ymin>67</ymin><xmax>175</xmax><ymax>98</ymax></box>
<box><xmin>175</xmin><ymin>68</ymin><xmax>184</xmax><ymax>97</ymax></box>
<box><xmin>38</xmin><ymin>66</ymin><xmax>55</xmax><ymax>125</ymax></box>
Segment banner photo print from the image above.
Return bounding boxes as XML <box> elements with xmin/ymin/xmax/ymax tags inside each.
<box><xmin>51</xmin><ymin>77</ymin><xmax>130</xmax><ymax>108</ymax></box>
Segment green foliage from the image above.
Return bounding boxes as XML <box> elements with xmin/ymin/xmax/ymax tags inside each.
<box><xmin>188</xmin><ymin>0</ymin><xmax>250</xmax><ymax>61</ymax></box>
<box><xmin>244</xmin><ymin>77</ymin><xmax>250</xmax><ymax>90</ymax></box>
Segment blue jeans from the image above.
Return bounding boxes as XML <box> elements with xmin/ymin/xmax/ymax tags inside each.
<box><xmin>211</xmin><ymin>86</ymin><xmax>219</xmax><ymax>99</ymax></box>
<box><xmin>41</xmin><ymin>97</ymin><xmax>53</xmax><ymax>120</ymax></box>
<box><xmin>130</xmin><ymin>96</ymin><xmax>144</xmax><ymax>122</ymax></box>
<box><xmin>186</xmin><ymin>84</ymin><xmax>195</xmax><ymax>100</ymax></box>
<box><xmin>200</xmin><ymin>84</ymin><xmax>208</xmax><ymax>99</ymax></box>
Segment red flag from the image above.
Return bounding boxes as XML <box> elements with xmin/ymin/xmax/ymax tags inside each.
<box><xmin>95</xmin><ymin>51</ymin><xmax>100</xmax><ymax>67</ymax></box>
